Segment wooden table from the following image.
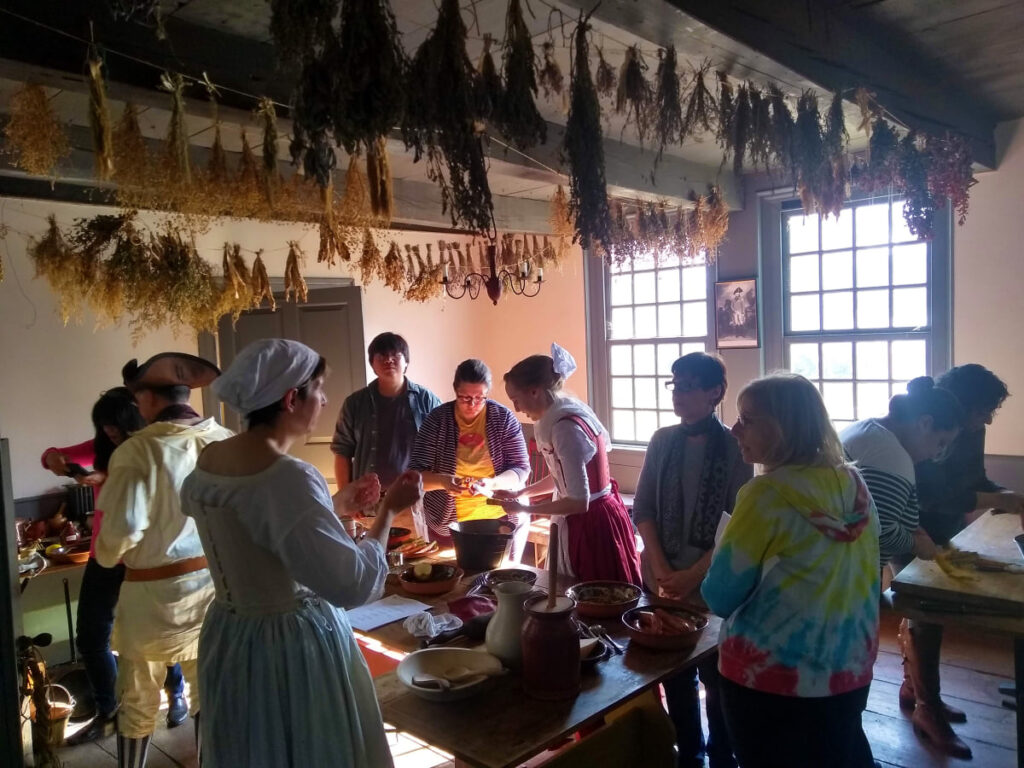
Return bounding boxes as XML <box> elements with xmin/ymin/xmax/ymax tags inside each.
<box><xmin>365</xmin><ymin>563</ymin><xmax>720</xmax><ymax>768</ymax></box>
<box><xmin>891</xmin><ymin>511</ymin><xmax>1024</xmax><ymax>767</ymax></box>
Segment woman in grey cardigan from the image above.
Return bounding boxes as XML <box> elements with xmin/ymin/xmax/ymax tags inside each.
<box><xmin>633</xmin><ymin>352</ymin><xmax>750</xmax><ymax>768</ymax></box>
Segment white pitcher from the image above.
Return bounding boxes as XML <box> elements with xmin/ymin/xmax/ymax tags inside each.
<box><xmin>485</xmin><ymin>581</ymin><xmax>533</xmax><ymax>667</ymax></box>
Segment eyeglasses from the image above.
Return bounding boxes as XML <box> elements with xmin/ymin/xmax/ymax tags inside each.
<box><xmin>456</xmin><ymin>395</ymin><xmax>487</xmax><ymax>405</ymax></box>
<box><xmin>663</xmin><ymin>380</ymin><xmax>705</xmax><ymax>393</ymax></box>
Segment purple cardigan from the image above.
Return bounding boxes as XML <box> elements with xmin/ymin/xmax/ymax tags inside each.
<box><xmin>410</xmin><ymin>400</ymin><xmax>530</xmax><ymax>537</ymax></box>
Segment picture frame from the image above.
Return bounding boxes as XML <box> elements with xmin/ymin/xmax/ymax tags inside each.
<box><xmin>714</xmin><ymin>279</ymin><xmax>759</xmax><ymax>349</ymax></box>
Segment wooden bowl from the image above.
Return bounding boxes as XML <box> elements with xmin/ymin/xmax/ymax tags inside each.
<box><xmin>46</xmin><ymin>542</ymin><xmax>91</xmax><ymax>565</ymax></box>
<box><xmin>566</xmin><ymin>580</ymin><xmax>642</xmax><ymax>619</ymax></box>
<box><xmin>621</xmin><ymin>606</ymin><xmax>708</xmax><ymax>652</ymax></box>
<box><xmin>483</xmin><ymin>568</ymin><xmax>538</xmax><ymax>591</ymax></box>
<box><xmin>399</xmin><ymin>563</ymin><xmax>464</xmax><ymax>596</ymax></box>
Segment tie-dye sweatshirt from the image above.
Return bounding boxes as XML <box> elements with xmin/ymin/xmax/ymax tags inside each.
<box><xmin>701</xmin><ymin>464</ymin><xmax>880</xmax><ymax>697</ymax></box>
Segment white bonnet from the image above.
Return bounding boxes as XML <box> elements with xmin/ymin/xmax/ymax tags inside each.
<box><xmin>213</xmin><ymin>339</ymin><xmax>321</xmax><ymax>414</ymax></box>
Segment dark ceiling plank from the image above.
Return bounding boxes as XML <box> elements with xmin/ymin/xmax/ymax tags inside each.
<box><xmin>557</xmin><ymin>0</ymin><xmax>998</xmax><ymax>168</ymax></box>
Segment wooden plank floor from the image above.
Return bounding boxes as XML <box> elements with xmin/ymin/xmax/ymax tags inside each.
<box><xmin>48</xmin><ymin>607</ymin><xmax>1015</xmax><ymax>767</ymax></box>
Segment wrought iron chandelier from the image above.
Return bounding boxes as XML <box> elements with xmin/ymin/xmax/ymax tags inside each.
<box><xmin>441</xmin><ymin>243</ymin><xmax>543</xmax><ymax>305</ymax></box>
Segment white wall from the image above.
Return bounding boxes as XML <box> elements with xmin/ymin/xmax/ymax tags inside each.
<box><xmin>952</xmin><ymin>118</ymin><xmax>1024</xmax><ymax>457</ymax></box>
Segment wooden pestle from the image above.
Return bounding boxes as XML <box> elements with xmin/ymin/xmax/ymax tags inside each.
<box><xmin>547</xmin><ymin>521</ymin><xmax>559</xmax><ymax>611</ymax></box>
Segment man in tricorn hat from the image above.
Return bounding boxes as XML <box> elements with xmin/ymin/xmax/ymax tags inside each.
<box><xmin>95</xmin><ymin>352</ymin><xmax>232</xmax><ymax>768</ymax></box>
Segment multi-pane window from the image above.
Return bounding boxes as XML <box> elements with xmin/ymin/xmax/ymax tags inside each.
<box><xmin>606</xmin><ymin>254</ymin><xmax>710</xmax><ymax>444</ymax></box>
<box><xmin>783</xmin><ymin>199</ymin><xmax>931</xmax><ymax>431</ymax></box>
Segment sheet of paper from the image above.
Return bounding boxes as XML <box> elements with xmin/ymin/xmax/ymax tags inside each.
<box><xmin>346</xmin><ymin>594</ymin><xmax>432</xmax><ymax>632</ymax></box>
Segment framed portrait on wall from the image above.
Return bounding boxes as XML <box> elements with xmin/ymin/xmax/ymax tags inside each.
<box><xmin>715</xmin><ymin>279</ymin><xmax>759</xmax><ymax>349</ymax></box>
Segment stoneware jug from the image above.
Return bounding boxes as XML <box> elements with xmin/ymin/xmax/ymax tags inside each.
<box><xmin>521</xmin><ymin>594</ymin><xmax>581</xmax><ymax>700</ymax></box>
<box><xmin>485</xmin><ymin>581</ymin><xmax>532</xmax><ymax>667</ymax></box>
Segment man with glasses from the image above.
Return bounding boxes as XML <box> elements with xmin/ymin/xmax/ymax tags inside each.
<box><xmin>633</xmin><ymin>352</ymin><xmax>751</xmax><ymax>768</ymax></box>
<box><xmin>331</xmin><ymin>332</ymin><xmax>441</xmax><ymax>500</ymax></box>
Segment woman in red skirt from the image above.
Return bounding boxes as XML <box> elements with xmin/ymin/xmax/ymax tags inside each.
<box><xmin>493</xmin><ymin>344</ymin><xmax>641</xmax><ymax>585</ymax></box>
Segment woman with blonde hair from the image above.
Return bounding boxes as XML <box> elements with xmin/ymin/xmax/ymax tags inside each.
<box><xmin>491</xmin><ymin>344</ymin><xmax>641</xmax><ymax>584</ymax></box>
<box><xmin>702</xmin><ymin>373</ymin><xmax>879</xmax><ymax>768</ymax></box>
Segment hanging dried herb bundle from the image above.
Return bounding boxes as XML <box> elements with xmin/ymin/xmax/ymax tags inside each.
<box><xmin>366</xmin><ymin>137</ymin><xmax>393</xmax><ymax>222</ymax></box>
<box><xmin>616</xmin><ymin>45</ymin><xmax>653</xmax><ymax>143</ymax></box>
<box><xmin>218</xmin><ymin>243</ymin><xmax>253</xmax><ymax>321</ymax></box>
<box><xmin>112</xmin><ymin>102</ymin><xmax>151</xmax><ymax>194</ymax></box>
<box><xmin>653</xmin><ymin>46</ymin><xmax>683</xmax><ymax>160</ymax></box>
<box><xmin>87</xmin><ymin>55</ymin><xmax>115</xmax><ymax>181</ymax></box>
<box><xmin>251</xmin><ymin>250</ymin><xmax>275</xmax><ymax>310</ymax></box>
<box><xmin>28</xmin><ymin>216</ymin><xmax>87</xmax><ymax>323</ymax></box>
<box><xmin>897</xmin><ymin>132</ymin><xmax>935</xmax><ymax>239</ymax></box>
<box><xmin>147</xmin><ymin>229</ymin><xmax>219</xmax><ymax>334</ymax></box>
<box><xmin>731</xmin><ymin>84</ymin><xmax>751</xmax><ymax>177</ymax></box>
<box><xmin>478</xmin><ymin>33</ymin><xmax>504</xmax><ymax>120</ymax></box>
<box><xmin>317</xmin><ymin>183</ymin><xmax>347</xmax><ymax>265</ymax></box>
<box><xmin>405</xmin><ymin>249</ymin><xmax>443</xmax><ymax>302</ymax></box>
<box><xmin>681</xmin><ymin>60</ymin><xmax>716</xmax><ymax>141</ymax></box>
<box><xmin>497</xmin><ymin>0</ymin><xmax>546</xmax><ymax>150</ymax></box>
<box><xmin>357</xmin><ymin>228</ymin><xmax>383</xmax><ymax>285</ymax></box>
<box><xmin>206</xmin><ymin>118</ymin><xmax>229</xmax><ymax>186</ymax></box>
<box><xmin>339</xmin><ymin>155</ymin><xmax>373</xmax><ymax>227</ymax></box>
<box><xmin>3</xmin><ymin>84</ymin><xmax>70</xmax><ymax>176</ymax></box>
<box><xmin>767</xmin><ymin>85</ymin><xmax>795</xmax><ymax>177</ymax></box>
<box><xmin>331</xmin><ymin>0</ymin><xmax>408</xmax><ymax>155</ymax></box>
<box><xmin>864</xmin><ymin>117</ymin><xmax>899</xmax><ymax>192</ymax></box>
<box><xmin>715</xmin><ymin>72</ymin><xmax>735</xmax><ymax>151</ymax></box>
<box><xmin>257</xmin><ymin>98</ymin><xmax>281</xmax><ymax>208</ymax></box>
<box><xmin>269</xmin><ymin>0</ymin><xmax>339</xmax><ymax>62</ymax></box>
<box><xmin>817</xmin><ymin>91</ymin><xmax>849</xmax><ymax>218</ymax></box>
<box><xmin>701</xmin><ymin>185</ymin><xmax>730</xmax><ymax>258</ymax></box>
<box><xmin>382</xmin><ymin>240</ymin><xmax>406</xmax><ymax>290</ymax></box>
<box><xmin>565</xmin><ymin>16</ymin><xmax>612</xmax><ymax>253</ymax></box>
<box><xmin>854</xmin><ymin>87</ymin><xmax>879</xmax><ymax>138</ymax></box>
<box><xmin>159</xmin><ymin>73</ymin><xmax>191</xmax><ymax>186</ymax></box>
<box><xmin>793</xmin><ymin>92</ymin><xmax>826</xmax><ymax>214</ymax></box>
<box><xmin>290</xmin><ymin>53</ymin><xmax>338</xmax><ymax>188</ymax></box>
<box><xmin>925</xmin><ymin>133</ymin><xmax>976</xmax><ymax>225</ymax></box>
<box><xmin>595</xmin><ymin>46</ymin><xmax>617</xmax><ymax>100</ymax></box>
<box><xmin>747</xmin><ymin>85</ymin><xmax>772</xmax><ymax>171</ymax></box>
<box><xmin>284</xmin><ymin>241</ymin><xmax>309</xmax><ymax>302</ymax></box>
<box><xmin>402</xmin><ymin>0</ymin><xmax>494</xmax><ymax>233</ymax></box>
<box><xmin>538</xmin><ymin>40</ymin><xmax>564</xmax><ymax>100</ymax></box>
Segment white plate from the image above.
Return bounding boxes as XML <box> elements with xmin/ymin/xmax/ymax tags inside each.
<box><xmin>397</xmin><ymin>648</ymin><xmax>504</xmax><ymax>702</ymax></box>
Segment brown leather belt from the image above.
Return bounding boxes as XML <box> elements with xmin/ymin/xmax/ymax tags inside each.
<box><xmin>125</xmin><ymin>556</ymin><xmax>209</xmax><ymax>582</ymax></box>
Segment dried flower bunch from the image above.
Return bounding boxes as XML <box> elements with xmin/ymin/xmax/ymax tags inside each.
<box><xmin>538</xmin><ymin>40</ymin><xmax>564</xmax><ymax>100</ymax></box>
<box><xmin>3</xmin><ymin>84</ymin><xmax>70</xmax><ymax>177</ymax></box>
<box><xmin>616</xmin><ymin>45</ymin><xmax>653</xmax><ymax>143</ymax></box>
<box><xmin>497</xmin><ymin>0</ymin><xmax>547</xmax><ymax>150</ymax></box>
<box><xmin>653</xmin><ymin>46</ymin><xmax>683</xmax><ymax>160</ymax></box>
<box><xmin>681</xmin><ymin>60</ymin><xmax>716</xmax><ymax>142</ymax></box>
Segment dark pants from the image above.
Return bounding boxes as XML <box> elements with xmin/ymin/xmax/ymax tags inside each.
<box><xmin>76</xmin><ymin>558</ymin><xmax>184</xmax><ymax>717</ymax></box>
<box><xmin>663</xmin><ymin>653</ymin><xmax>736</xmax><ymax>768</ymax></box>
<box><xmin>719</xmin><ymin>678</ymin><xmax>875</xmax><ymax>768</ymax></box>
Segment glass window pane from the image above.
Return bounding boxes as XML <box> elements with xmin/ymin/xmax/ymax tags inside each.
<box><xmin>682</xmin><ymin>302</ymin><xmax>708</xmax><ymax>338</ymax></box>
<box><xmin>891</xmin><ymin>340</ymin><xmax>926</xmax><ymax>380</ymax></box>
<box><xmin>855</xmin><ymin>341</ymin><xmax>889</xmax><ymax>380</ymax></box>
<box><xmin>892</xmin><ymin>287</ymin><xmax>928</xmax><ymax>328</ymax></box>
<box><xmin>635</xmin><ymin>411</ymin><xmax>660</xmax><ymax>443</ymax></box>
<box><xmin>821</xmin><ymin>250</ymin><xmax>853</xmax><ymax>290</ymax></box>
<box><xmin>822</xmin><ymin>342</ymin><xmax>853</xmax><ymax>379</ymax></box>
<box><xmin>612</xmin><ymin>410</ymin><xmax>635</xmax><ymax>442</ymax></box>
<box><xmin>633</xmin><ymin>344</ymin><xmax>656</xmax><ymax>376</ymax></box>
<box><xmin>634</xmin><ymin>271</ymin><xmax>656</xmax><ymax>304</ymax></box>
<box><xmin>790</xmin><ymin>254</ymin><xmax>820</xmax><ymax>293</ymax></box>
<box><xmin>823</xmin><ymin>381</ymin><xmax>855</xmax><ymax>420</ymax></box>
<box><xmin>657</xmin><ymin>343</ymin><xmax>680</xmax><ymax>374</ymax></box>
<box><xmin>611</xmin><ymin>377</ymin><xmax>634</xmax><ymax>408</ymax></box>
<box><xmin>682</xmin><ymin>266</ymin><xmax>707</xmax><ymax>300</ymax></box>
<box><xmin>657</xmin><ymin>268</ymin><xmax>680</xmax><ymax>302</ymax></box>
<box><xmin>657</xmin><ymin>304</ymin><xmax>681</xmax><ymax>337</ymax></box>
<box><xmin>659</xmin><ymin>411</ymin><xmax>679</xmax><ymax>429</ymax></box>
<box><xmin>856</xmin><ymin>247</ymin><xmax>889</xmax><ymax>288</ymax></box>
<box><xmin>892</xmin><ymin>243</ymin><xmax>927</xmax><ymax>285</ymax></box>
<box><xmin>822</xmin><ymin>291</ymin><xmax>854</xmax><ymax>330</ymax></box>
<box><xmin>855</xmin><ymin>203</ymin><xmax>890</xmax><ymax>247</ymax></box>
<box><xmin>789</xmin><ymin>343</ymin><xmax>819</xmax><ymax>379</ymax></box>
<box><xmin>658</xmin><ymin>382</ymin><xmax>674</xmax><ymax>410</ymax></box>
<box><xmin>857</xmin><ymin>382</ymin><xmax>891</xmax><ymax>420</ymax></box>
<box><xmin>833</xmin><ymin>420</ymin><xmax>854</xmax><ymax>434</ymax></box>
<box><xmin>891</xmin><ymin>381</ymin><xmax>910</xmax><ymax>398</ymax></box>
<box><xmin>787</xmin><ymin>214</ymin><xmax>819</xmax><ymax>254</ymax></box>
<box><xmin>892</xmin><ymin>201</ymin><xmax>916</xmax><ymax>243</ymax></box>
<box><xmin>610</xmin><ymin>273</ymin><xmax>632</xmax><ymax>306</ymax></box>
<box><xmin>856</xmin><ymin>289</ymin><xmax>890</xmax><ymax>329</ymax></box>
<box><xmin>610</xmin><ymin>345</ymin><xmax>632</xmax><ymax>376</ymax></box>
<box><xmin>681</xmin><ymin>342</ymin><xmax>705</xmax><ymax>355</ymax></box>
<box><xmin>635</xmin><ymin>306</ymin><xmax>657</xmax><ymax>337</ymax></box>
<box><xmin>634</xmin><ymin>378</ymin><xmax>657</xmax><ymax>409</ymax></box>
<box><xmin>821</xmin><ymin>208</ymin><xmax>853</xmax><ymax>250</ymax></box>
<box><xmin>790</xmin><ymin>294</ymin><xmax>820</xmax><ymax>331</ymax></box>
<box><xmin>610</xmin><ymin>307</ymin><xmax>633</xmax><ymax>338</ymax></box>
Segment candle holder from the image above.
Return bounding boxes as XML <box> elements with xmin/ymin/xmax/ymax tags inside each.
<box><xmin>441</xmin><ymin>243</ymin><xmax>543</xmax><ymax>305</ymax></box>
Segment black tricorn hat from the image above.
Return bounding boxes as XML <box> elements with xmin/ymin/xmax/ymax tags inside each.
<box><xmin>122</xmin><ymin>353</ymin><xmax>220</xmax><ymax>390</ymax></box>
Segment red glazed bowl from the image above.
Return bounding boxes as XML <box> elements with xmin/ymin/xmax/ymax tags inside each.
<box><xmin>566</xmin><ymin>580</ymin><xmax>642</xmax><ymax>619</ymax></box>
<box><xmin>622</xmin><ymin>605</ymin><xmax>708</xmax><ymax>652</ymax></box>
<box><xmin>399</xmin><ymin>563</ymin><xmax>464</xmax><ymax>596</ymax></box>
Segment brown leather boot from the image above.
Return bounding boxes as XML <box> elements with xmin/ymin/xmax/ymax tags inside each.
<box><xmin>898</xmin><ymin>620</ymin><xmax>967</xmax><ymax>723</ymax></box>
<box><xmin>904</xmin><ymin>621</ymin><xmax>973</xmax><ymax>759</ymax></box>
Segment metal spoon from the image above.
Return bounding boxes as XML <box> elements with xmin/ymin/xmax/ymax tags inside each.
<box><xmin>590</xmin><ymin>624</ymin><xmax>624</xmax><ymax>654</ymax></box>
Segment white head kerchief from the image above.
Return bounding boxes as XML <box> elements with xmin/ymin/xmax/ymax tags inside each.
<box><xmin>550</xmin><ymin>343</ymin><xmax>577</xmax><ymax>380</ymax></box>
<box><xmin>214</xmin><ymin>339</ymin><xmax>320</xmax><ymax>414</ymax></box>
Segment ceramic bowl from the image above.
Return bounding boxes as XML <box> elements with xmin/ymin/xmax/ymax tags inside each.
<box><xmin>387</xmin><ymin>527</ymin><xmax>412</xmax><ymax>549</ymax></box>
<box><xmin>46</xmin><ymin>542</ymin><xmax>91</xmax><ymax>565</ymax></box>
<box><xmin>621</xmin><ymin>606</ymin><xmax>708</xmax><ymax>652</ymax></box>
<box><xmin>566</xmin><ymin>580</ymin><xmax>642</xmax><ymax>619</ymax></box>
<box><xmin>399</xmin><ymin>564</ymin><xmax>464</xmax><ymax>596</ymax></box>
<box><xmin>397</xmin><ymin>648</ymin><xmax>504</xmax><ymax>702</ymax></box>
<box><xmin>483</xmin><ymin>568</ymin><xmax>538</xmax><ymax>590</ymax></box>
